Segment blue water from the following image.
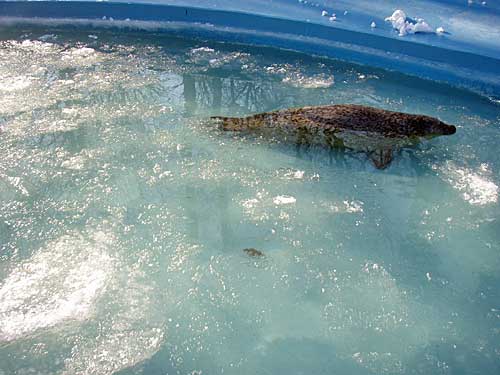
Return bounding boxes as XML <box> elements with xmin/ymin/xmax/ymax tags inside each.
<box><xmin>0</xmin><ymin>27</ymin><xmax>499</xmax><ymax>375</ymax></box>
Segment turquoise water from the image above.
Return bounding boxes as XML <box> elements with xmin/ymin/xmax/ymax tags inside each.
<box><xmin>0</xmin><ymin>27</ymin><xmax>499</xmax><ymax>375</ymax></box>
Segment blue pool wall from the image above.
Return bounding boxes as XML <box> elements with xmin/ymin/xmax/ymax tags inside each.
<box><xmin>0</xmin><ymin>1</ymin><xmax>499</xmax><ymax>96</ymax></box>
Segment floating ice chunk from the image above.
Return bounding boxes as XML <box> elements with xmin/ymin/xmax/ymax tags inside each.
<box><xmin>321</xmin><ymin>10</ymin><xmax>328</xmax><ymax>17</ymax></box>
<box><xmin>436</xmin><ymin>26</ymin><xmax>445</xmax><ymax>34</ymax></box>
<box><xmin>344</xmin><ymin>11</ymin><xmax>348</xmax><ymax>15</ymax></box>
<box><xmin>38</xmin><ymin>34</ymin><xmax>56</xmax><ymax>41</ymax></box>
<box><xmin>385</xmin><ymin>10</ymin><xmax>408</xmax><ymax>35</ymax></box>
<box><xmin>293</xmin><ymin>170</ymin><xmax>305</xmax><ymax>179</ymax></box>
<box><xmin>343</xmin><ymin>200</ymin><xmax>364</xmax><ymax>213</ymax></box>
<box><xmin>411</xmin><ymin>20</ymin><xmax>433</xmax><ymax>33</ymax></box>
<box><xmin>283</xmin><ymin>170</ymin><xmax>305</xmax><ymax>179</ymax></box>
<box><xmin>371</xmin><ymin>21</ymin><xmax>377</xmax><ymax>28</ymax></box>
<box><xmin>88</xmin><ymin>34</ymin><xmax>98</xmax><ymax>39</ymax></box>
<box><xmin>273</xmin><ymin>195</ymin><xmax>296</xmax><ymax>205</ymax></box>
<box><xmin>385</xmin><ymin>9</ymin><xmax>434</xmax><ymax>36</ymax></box>
<box><xmin>190</xmin><ymin>46</ymin><xmax>215</xmax><ymax>53</ymax></box>
<box><xmin>329</xmin><ymin>15</ymin><xmax>337</xmax><ymax>22</ymax></box>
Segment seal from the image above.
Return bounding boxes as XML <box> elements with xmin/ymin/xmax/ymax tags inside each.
<box><xmin>212</xmin><ymin>104</ymin><xmax>456</xmax><ymax>169</ymax></box>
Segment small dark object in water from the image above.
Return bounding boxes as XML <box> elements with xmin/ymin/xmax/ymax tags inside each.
<box><xmin>212</xmin><ymin>104</ymin><xmax>456</xmax><ymax>169</ymax></box>
<box><xmin>243</xmin><ymin>248</ymin><xmax>264</xmax><ymax>257</ymax></box>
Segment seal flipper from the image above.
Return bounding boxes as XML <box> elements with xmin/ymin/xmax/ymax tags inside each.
<box><xmin>211</xmin><ymin>116</ymin><xmax>248</xmax><ymax>131</ymax></box>
<box><xmin>370</xmin><ymin>149</ymin><xmax>394</xmax><ymax>169</ymax></box>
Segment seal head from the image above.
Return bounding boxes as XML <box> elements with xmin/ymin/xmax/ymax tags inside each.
<box><xmin>406</xmin><ymin>115</ymin><xmax>456</xmax><ymax>137</ymax></box>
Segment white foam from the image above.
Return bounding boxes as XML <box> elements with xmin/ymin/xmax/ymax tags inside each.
<box><xmin>0</xmin><ymin>231</ymin><xmax>115</xmax><ymax>342</ymax></box>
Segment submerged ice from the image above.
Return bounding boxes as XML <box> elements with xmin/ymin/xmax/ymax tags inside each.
<box><xmin>0</xmin><ymin>26</ymin><xmax>499</xmax><ymax>375</ymax></box>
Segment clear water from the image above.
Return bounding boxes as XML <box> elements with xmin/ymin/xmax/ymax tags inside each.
<box><xmin>0</xmin><ymin>27</ymin><xmax>499</xmax><ymax>375</ymax></box>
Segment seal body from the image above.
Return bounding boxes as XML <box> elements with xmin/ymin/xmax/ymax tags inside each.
<box><xmin>213</xmin><ymin>104</ymin><xmax>455</xmax><ymax>168</ymax></box>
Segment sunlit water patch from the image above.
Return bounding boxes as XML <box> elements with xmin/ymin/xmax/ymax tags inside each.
<box><xmin>0</xmin><ymin>230</ymin><xmax>114</xmax><ymax>342</ymax></box>
<box><xmin>0</xmin><ymin>26</ymin><xmax>499</xmax><ymax>375</ymax></box>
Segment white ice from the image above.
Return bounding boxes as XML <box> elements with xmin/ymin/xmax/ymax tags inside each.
<box><xmin>385</xmin><ymin>10</ymin><xmax>434</xmax><ymax>36</ymax></box>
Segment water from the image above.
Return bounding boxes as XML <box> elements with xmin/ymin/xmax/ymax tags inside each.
<box><xmin>0</xmin><ymin>26</ymin><xmax>499</xmax><ymax>375</ymax></box>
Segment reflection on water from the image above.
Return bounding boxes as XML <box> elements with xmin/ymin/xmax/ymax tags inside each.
<box><xmin>0</xmin><ymin>26</ymin><xmax>499</xmax><ymax>375</ymax></box>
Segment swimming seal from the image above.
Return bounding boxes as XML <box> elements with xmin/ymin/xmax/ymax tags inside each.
<box><xmin>212</xmin><ymin>104</ymin><xmax>456</xmax><ymax>169</ymax></box>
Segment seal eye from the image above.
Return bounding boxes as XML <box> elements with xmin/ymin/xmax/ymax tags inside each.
<box><xmin>442</xmin><ymin>122</ymin><xmax>456</xmax><ymax>135</ymax></box>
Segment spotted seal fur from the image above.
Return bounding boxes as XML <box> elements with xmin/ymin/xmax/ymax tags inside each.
<box><xmin>212</xmin><ymin>104</ymin><xmax>456</xmax><ymax>169</ymax></box>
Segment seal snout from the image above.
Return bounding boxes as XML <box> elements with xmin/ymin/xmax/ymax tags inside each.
<box><xmin>429</xmin><ymin>118</ymin><xmax>456</xmax><ymax>136</ymax></box>
<box><xmin>441</xmin><ymin>122</ymin><xmax>456</xmax><ymax>135</ymax></box>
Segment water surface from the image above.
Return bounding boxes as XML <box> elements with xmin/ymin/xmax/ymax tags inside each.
<box><xmin>0</xmin><ymin>27</ymin><xmax>499</xmax><ymax>375</ymax></box>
